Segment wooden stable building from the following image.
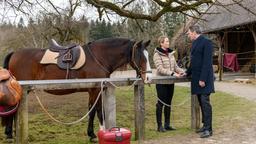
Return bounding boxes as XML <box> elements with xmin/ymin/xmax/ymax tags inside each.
<box><xmin>172</xmin><ymin>0</ymin><xmax>256</xmax><ymax>80</ymax></box>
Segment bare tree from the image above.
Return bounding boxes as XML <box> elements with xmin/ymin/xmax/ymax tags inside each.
<box><xmin>1</xmin><ymin>0</ymin><xmax>254</xmax><ymax>22</ymax></box>
<box><xmin>0</xmin><ymin>0</ymin><xmax>90</xmax><ymax>44</ymax></box>
<box><xmin>86</xmin><ymin>0</ymin><xmax>215</xmax><ymax>21</ymax></box>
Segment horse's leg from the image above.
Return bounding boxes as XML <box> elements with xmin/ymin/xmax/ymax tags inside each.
<box><xmin>87</xmin><ymin>88</ymin><xmax>101</xmax><ymax>141</ymax></box>
<box><xmin>96</xmin><ymin>98</ymin><xmax>103</xmax><ymax>129</ymax></box>
<box><xmin>87</xmin><ymin>104</ymin><xmax>97</xmax><ymax>140</ymax></box>
<box><xmin>1</xmin><ymin>115</ymin><xmax>14</xmax><ymax>139</ymax></box>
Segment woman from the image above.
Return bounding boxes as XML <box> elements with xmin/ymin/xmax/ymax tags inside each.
<box><xmin>153</xmin><ymin>36</ymin><xmax>184</xmax><ymax>132</ymax></box>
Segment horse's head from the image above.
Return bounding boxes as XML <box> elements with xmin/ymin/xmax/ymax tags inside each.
<box><xmin>130</xmin><ymin>40</ymin><xmax>152</xmax><ymax>83</ymax></box>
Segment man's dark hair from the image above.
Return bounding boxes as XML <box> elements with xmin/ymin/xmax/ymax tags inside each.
<box><xmin>189</xmin><ymin>25</ymin><xmax>202</xmax><ymax>34</ymax></box>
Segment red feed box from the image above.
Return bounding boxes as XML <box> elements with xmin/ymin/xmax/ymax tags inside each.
<box><xmin>98</xmin><ymin>127</ymin><xmax>132</xmax><ymax>144</ymax></box>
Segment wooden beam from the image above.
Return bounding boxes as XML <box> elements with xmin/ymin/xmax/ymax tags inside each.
<box><xmin>134</xmin><ymin>84</ymin><xmax>145</xmax><ymax>142</ymax></box>
<box><xmin>102</xmin><ymin>85</ymin><xmax>116</xmax><ymax>129</ymax></box>
<box><xmin>191</xmin><ymin>94</ymin><xmax>200</xmax><ymax>130</ymax></box>
<box><xmin>248</xmin><ymin>24</ymin><xmax>256</xmax><ymax>78</ymax></box>
<box><xmin>16</xmin><ymin>87</ymin><xmax>29</xmax><ymax>144</ymax></box>
<box><xmin>18</xmin><ymin>77</ymin><xmax>190</xmax><ymax>90</ymax></box>
<box><xmin>217</xmin><ymin>33</ymin><xmax>223</xmax><ymax>81</ymax></box>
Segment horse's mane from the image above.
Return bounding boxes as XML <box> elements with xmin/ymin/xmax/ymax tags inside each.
<box><xmin>3</xmin><ymin>52</ymin><xmax>14</xmax><ymax>69</ymax></box>
<box><xmin>95</xmin><ymin>37</ymin><xmax>130</xmax><ymax>43</ymax></box>
<box><xmin>88</xmin><ymin>38</ymin><xmax>134</xmax><ymax>47</ymax></box>
<box><xmin>85</xmin><ymin>38</ymin><xmax>135</xmax><ymax>71</ymax></box>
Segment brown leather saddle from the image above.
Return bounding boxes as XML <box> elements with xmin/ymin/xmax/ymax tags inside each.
<box><xmin>0</xmin><ymin>68</ymin><xmax>22</xmax><ymax>106</ymax></box>
<box><xmin>49</xmin><ymin>39</ymin><xmax>81</xmax><ymax>70</ymax></box>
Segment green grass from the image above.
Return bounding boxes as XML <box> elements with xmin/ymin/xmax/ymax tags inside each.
<box><xmin>1</xmin><ymin>85</ymin><xmax>256</xmax><ymax>143</ymax></box>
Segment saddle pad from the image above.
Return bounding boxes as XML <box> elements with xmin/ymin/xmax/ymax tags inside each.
<box><xmin>40</xmin><ymin>49</ymin><xmax>58</xmax><ymax>64</ymax></box>
<box><xmin>40</xmin><ymin>46</ymin><xmax>86</xmax><ymax>70</ymax></box>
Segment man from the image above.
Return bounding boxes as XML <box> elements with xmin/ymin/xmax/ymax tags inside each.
<box><xmin>186</xmin><ymin>25</ymin><xmax>215</xmax><ymax>138</ymax></box>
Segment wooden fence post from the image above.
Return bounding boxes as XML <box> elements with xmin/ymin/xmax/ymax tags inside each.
<box><xmin>16</xmin><ymin>87</ymin><xmax>29</xmax><ymax>144</ymax></box>
<box><xmin>134</xmin><ymin>84</ymin><xmax>145</xmax><ymax>142</ymax></box>
<box><xmin>191</xmin><ymin>94</ymin><xmax>200</xmax><ymax>130</ymax></box>
<box><xmin>217</xmin><ymin>35</ymin><xmax>223</xmax><ymax>81</ymax></box>
<box><xmin>102</xmin><ymin>85</ymin><xmax>116</xmax><ymax>129</ymax></box>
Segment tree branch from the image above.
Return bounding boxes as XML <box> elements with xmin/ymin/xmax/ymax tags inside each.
<box><xmin>86</xmin><ymin>0</ymin><xmax>213</xmax><ymax>21</ymax></box>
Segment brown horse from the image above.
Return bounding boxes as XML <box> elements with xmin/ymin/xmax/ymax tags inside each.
<box><xmin>1</xmin><ymin>38</ymin><xmax>152</xmax><ymax>141</ymax></box>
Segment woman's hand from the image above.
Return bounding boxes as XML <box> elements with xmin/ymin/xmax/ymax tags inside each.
<box><xmin>174</xmin><ymin>73</ymin><xmax>182</xmax><ymax>78</ymax></box>
<box><xmin>179</xmin><ymin>72</ymin><xmax>186</xmax><ymax>77</ymax></box>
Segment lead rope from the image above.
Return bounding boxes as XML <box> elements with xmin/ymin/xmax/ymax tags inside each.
<box><xmin>108</xmin><ymin>79</ymin><xmax>139</xmax><ymax>90</ymax></box>
<box><xmin>152</xmin><ymin>82</ymin><xmax>191</xmax><ymax>125</ymax></box>
<box><xmin>153</xmin><ymin>85</ymin><xmax>191</xmax><ymax>107</ymax></box>
<box><xmin>32</xmin><ymin>81</ymin><xmax>105</xmax><ymax>125</ymax></box>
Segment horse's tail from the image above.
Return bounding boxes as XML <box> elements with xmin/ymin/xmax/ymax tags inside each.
<box><xmin>3</xmin><ymin>52</ymin><xmax>13</xmax><ymax>69</ymax></box>
<box><xmin>1</xmin><ymin>52</ymin><xmax>14</xmax><ymax>127</ymax></box>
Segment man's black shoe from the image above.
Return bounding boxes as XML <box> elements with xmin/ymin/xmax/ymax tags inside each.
<box><xmin>196</xmin><ymin>127</ymin><xmax>205</xmax><ymax>133</ymax></box>
<box><xmin>200</xmin><ymin>130</ymin><xmax>212</xmax><ymax>138</ymax></box>
<box><xmin>165</xmin><ymin>126</ymin><xmax>176</xmax><ymax>131</ymax></box>
<box><xmin>157</xmin><ymin>126</ymin><xmax>166</xmax><ymax>132</ymax></box>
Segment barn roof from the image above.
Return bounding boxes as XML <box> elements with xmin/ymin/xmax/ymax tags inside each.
<box><xmin>198</xmin><ymin>0</ymin><xmax>256</xmax><ymax>33</ymax></box>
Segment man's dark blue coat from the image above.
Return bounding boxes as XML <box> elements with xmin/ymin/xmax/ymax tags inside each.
<box><xmin>187</xmin><ymin>35</ymin><xmax>215</xmax><ymax>95</ymax></box>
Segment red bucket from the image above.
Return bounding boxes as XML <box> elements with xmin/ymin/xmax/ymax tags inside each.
<box><xmin>98</xmin><ymin>127</ymin><xmax>132</xmax><ymax>144</ymax></box>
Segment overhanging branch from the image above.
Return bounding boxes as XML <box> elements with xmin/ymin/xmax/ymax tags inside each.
<box><xmin>86</xmin><ymin>0</ymin><xmax>214</xmax><ymax>21</ymax></box>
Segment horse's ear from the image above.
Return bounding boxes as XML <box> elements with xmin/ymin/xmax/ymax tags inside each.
<box><xmin>144</xmin><ymin>40</ymin><xmax>151</xmax><ymax>47</ymax></box>
<box><xmin>136</xmin><ymin>40</ymin><xmax>143</xmax><ymax>46</ymax></box>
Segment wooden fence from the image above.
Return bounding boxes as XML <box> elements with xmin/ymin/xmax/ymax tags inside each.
<box><xmin>16</xmin><ymin>76</ymin><xmax>199</xmax><ymax>144</ymax></box>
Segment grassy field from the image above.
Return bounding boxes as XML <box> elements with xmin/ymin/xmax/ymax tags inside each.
<box><xmin>1</xmin><ymin>85</ymin><xmax>256</xmax><ymax>143</ymax></box>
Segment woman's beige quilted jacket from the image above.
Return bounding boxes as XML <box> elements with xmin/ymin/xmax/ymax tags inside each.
<box><xmin>153</xmin><ymin>47</ymin><xmax>184</xmax><ymax>76</ymax></box>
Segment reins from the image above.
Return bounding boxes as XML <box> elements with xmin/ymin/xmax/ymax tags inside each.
<box><xmin>86</xmin><ymin>44</ymin><xmax>111</xmax><ymax>74</ymax></box>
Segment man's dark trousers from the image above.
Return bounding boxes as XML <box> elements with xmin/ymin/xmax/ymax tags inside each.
<box><xmin>197</xmin><ymin>94</ymin><xmax>212</xmax><ymax>131</ymax></box>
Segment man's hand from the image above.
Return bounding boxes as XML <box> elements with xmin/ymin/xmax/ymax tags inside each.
<box><xmin>180</xmin><ymin>72</ymin><xmax>186</xmax><ymax>77</ymax></box>
<box><xmin>199</xmin><ymin>80</ymin><xmax>205</xmax><ymax>87</ymax></box>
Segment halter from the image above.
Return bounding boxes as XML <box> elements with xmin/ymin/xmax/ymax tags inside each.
<box><xmin>131</xmin><ymin>42</ymin><xmax>152</xmax><ymax>78</ymax></box>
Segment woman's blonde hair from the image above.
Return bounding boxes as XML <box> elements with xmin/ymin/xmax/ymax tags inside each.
<box><xmin>158</xmin><ymin>36</ymin><xmax>168</xmax><ymax>46</ymax></box>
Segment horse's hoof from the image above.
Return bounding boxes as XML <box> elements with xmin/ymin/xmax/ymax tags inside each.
<box><xmin>90</xmin><ymin>137</ymin><xmax>98</xmax><ymax>143</ymax></box>
<box><xmin>88</xmin><ymin>132</ymin><xmax>97</xmax><ymax>138</ymax></box>
<box><xmin>89</xmin><ymin>133</ymin><xmax>97</xmax><ymax>143</ymax></box>
<box><xmin>4</xmin><ymin>138</ymin><xmax>14</xmax><ymax>143</ymax></box>
<box><xmin>88</xmin><ymin>132</ymin><xmax>97</xmax><ymax>142</ymax></box>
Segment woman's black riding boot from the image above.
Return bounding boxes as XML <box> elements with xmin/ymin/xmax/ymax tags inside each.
<box><xmin>156</xmin><ymin>103</ymin><xmax>165</xmax><ymax>132</ymax></box>
<box><xmin>164</xmin><ymin>107</ymin><xmax>176</xmax><ymax>131</ymax></box>
<box><xmin>164</xmin><ymin>106</ymin><xmax>170</xmax><ymax>128</ymax></box>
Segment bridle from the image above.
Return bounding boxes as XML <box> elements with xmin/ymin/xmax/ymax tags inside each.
<box><xmin>131</xmin><ymin>42</ymin><xmax>152</xmax><ymax>78</ymax></box>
